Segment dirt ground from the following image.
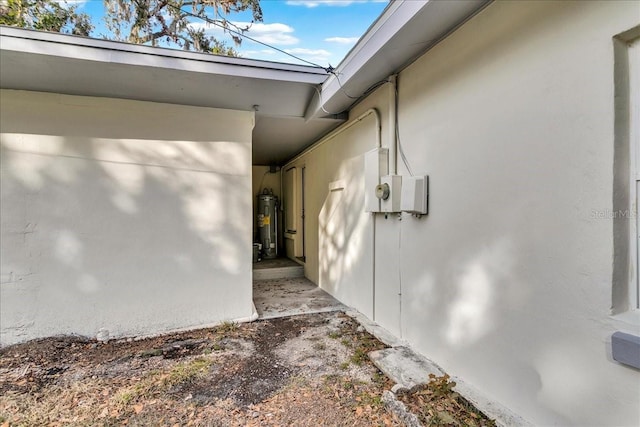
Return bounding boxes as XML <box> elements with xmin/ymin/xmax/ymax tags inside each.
<box><xmin>0</xmin><ymin>311</ymin><xmax>498</xmax><ymax>426</ymax></box>
<box><xmin>0</xmin><ymin>312</ymin><xmax>401</xmax><ymax>426</ymax></box>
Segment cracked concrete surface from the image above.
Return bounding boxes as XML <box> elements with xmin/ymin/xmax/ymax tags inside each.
<box><xmin>253</xmin><ymin>277</ymin><xmax>345</xmax><ymax>319</ymax></box>
<box><xmin>369</xmin><ymin>347</ymin><xmax>445</xmax><ymax>391</ymax></box>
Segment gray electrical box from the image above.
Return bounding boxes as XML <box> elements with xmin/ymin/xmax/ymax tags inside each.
<box><xmin>612</xmin><ymin>331</ymin><xmax>640</xmax><ymax>369</ymax></box>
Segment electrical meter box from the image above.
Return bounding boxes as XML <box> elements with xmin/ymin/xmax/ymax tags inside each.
<box><xmin>401</xmin><ymin>175</ymin><xmax>429</xmax><ymax>214</ymax></box>
<box><xmin>364</xmin><ymin>148</ymin><xmax>389</xmax><ymax>212</ymax></box>
<box><xmin>381</xmin><ymin>175</ymin><xmax>402</xmax><ymax>213</ymax></box>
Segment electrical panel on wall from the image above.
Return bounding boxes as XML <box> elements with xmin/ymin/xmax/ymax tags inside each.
<box><xmin>401</xmin><ymin>175</ymin><xmax>429</xmax><ymax>215</ymax></box>
<box><xmin>364</xmin><ymin>148</ymin><xmax>389</xmax><ymax>212</ymax></box>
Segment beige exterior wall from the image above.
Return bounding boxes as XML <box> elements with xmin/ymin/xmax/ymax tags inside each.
<box><xmin>285</xmin><ymin>1</ymin><xmax>640</xmax><ymax>425</ymax></box>
<box><xmin>284</xmin><ymin>87</ymin><xmax>389</xmax><ymax>320</ymax></box>
<box><xmin>0</xmin><ymin>90</ymin><xmax>255</xmax><ymax>345</ymax></box>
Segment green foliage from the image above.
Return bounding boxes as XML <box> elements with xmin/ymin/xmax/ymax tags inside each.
<box><xmin>102</xmin><ymin>0</ymin><xmax>263</xmax><ymax>55</ymax></box>
<box><xmin>350</xmin><ymin>347</ymin><xmax>368</xmax><ymax>366</ymax></box>
<box><xmin>0</xmin><ymin>0</ymin><xmax>93</xmax><ymax>35</ymax></box>
<box><xmin>218</xmin><ymin>320</ymin><xmax>239</xmax><ymax>334</ymax></box>
<box><xmin>357</xmin><ymin>390</ymin><xmax>383</xmax><ymax>408</ymax></box>
<box><xmin>327</xmin><ymin>331</ymin><xmax>341</xmax><ymax>339</ymax></box>
<box><xmin>113</xmin><ymin>358</ymin><xmax>213</xmax><ymax>406</ymax></box>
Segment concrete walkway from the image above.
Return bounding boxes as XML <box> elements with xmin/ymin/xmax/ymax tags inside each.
<box><xmin>250</xmin><ymin>262</ymin><xmax>528</xmax><ymax>426</ymax></box>
<box><xmin>253</xmin><ymin>277</ymin><xmax>345</xmax><ymax>319</ymax></box>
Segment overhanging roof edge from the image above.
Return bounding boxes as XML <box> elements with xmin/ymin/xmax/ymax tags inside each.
<box><xmin>305</xmin><ymin>0</ymin><xmax>492</xmax><ymax>120</ymax></box>
<box><xmin>0</xmin><ymin>26</ymin><xmax>328</xmax><ymax>84</ymax></box>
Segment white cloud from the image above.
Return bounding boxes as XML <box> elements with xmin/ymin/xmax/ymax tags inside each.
<box><xmin>286</xmin><ymin>48</ymin><xmax>331</xmax><ymax>56</ymax></box>
<box><xmin>239</xmin><ymin>22</ymin><xmax>299</xmax><ymax>45</ymax></box>
<box><xmin>189</xmin><ymin>21</ymin><xmax>299</xmax><ymax>46</ymax></box>
<box><xmin>240</xmin><ymin>49</ymin><xmax>276</xmax><ymax>56</ymax></box>
<box><xmin>239</xmin><ymin>46</ymin><xmax>337</xmax><ymax>67</ymax></box>
<box><xmin>287</xmin><ymin>0</ymin><xmax>385</xmax><ymax>7</ymax></box>
<box><xmin>285</xmin><ymin>47</ymin><xmax>332</xmax><ymax>63</ymax></box>
<box><xmin>324</xmin><ymin>36</ymin><xmax>359</xmax><ymax>44</ymax></box>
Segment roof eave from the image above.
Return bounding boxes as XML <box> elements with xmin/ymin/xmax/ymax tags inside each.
<box><xmin>0</xmin><ymin>26</ymin><xmax>328</xmax><ymax>85</ymax></box>
<box><xmin>305</xmin><ymin>0</ymin><xmax>492</xmax><ymax>120</ymax></box>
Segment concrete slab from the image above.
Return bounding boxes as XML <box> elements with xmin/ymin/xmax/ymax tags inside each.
<box><xmin>253</xmin><ymin>257</ymin><xmax>301</xmax><ymax>270</ymax></box>
<box><xmin>369</xmin><ymin>346</ymin><xmax>444</xmax><ymax>390</ymax></box>
<box><xmin>345</xmin><ymin>309</ymin><xmax>405</xmax><ymax>348</ymax></box>
<box><xmin>253</xmin><ymin>258</ymin><xmax>304</xmax><ymax>280</ymax></box>
<box><xmin>253</xmin><ymin>277</ymin><xmax>345</xmax><ymax>319</ymax></box>
<box><xmin>253</xmin><ymin>266</ymin><xmax>305</xmax><ymax>280</ymax></box>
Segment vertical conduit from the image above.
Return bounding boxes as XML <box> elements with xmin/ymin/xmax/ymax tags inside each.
<box><xmin>283</xmin><ymin>108</ymin><xmax>381</xmax><ymax>320</ymax></box>
<box><xmin>370</xmin><ymin>108</ymin><xmax>382</xmax><ymax>321</ymax></box>
<box><xmin>388</xmin><ymin>75</ymin><xmax>402</xmax><ymax>335</ymax></box>
<box><xmin>388</xmin><ymin>74</ymin><xmax>398</xmax><ymax>175</ymax></box>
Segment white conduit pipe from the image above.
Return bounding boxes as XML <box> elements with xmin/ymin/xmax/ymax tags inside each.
<box><xmin>284</xmin><ymin>108</ymin><xmax>382</xmax><ymax>167</ymax></box>
<box><xmin>283</xmin><ymin>108</ymin><xmax>382</xmax><ymax>319</ymax></box>
<box><xmin>388</xmin><ymin>75</ymin><xmax>398</xmax><ymax>175</ymax></box>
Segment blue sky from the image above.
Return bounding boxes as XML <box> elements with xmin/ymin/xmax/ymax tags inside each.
<box><xmin>76</xmin><ymin>0</ymin><xmax>389</xmax><ymax>68</ymax></box>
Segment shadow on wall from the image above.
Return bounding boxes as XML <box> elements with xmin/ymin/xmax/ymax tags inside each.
<box><xmin>388</xmin><ymin>0</ymin><xmax>639</xmax><ymax>422</ymax></box>
<box><xmin>402</xmin><ymin>221</ymin><xmax>597</xmax><ymax>425</ymax></box>
<box><xmin>0</xmin><ymin>119</ymin><xmax>251</xmax><ymax>344</ymax></box>
<box><xmin>318</xmin><ymin>155</ymin><xmax>372</xmax><ymax>314</ymax></box>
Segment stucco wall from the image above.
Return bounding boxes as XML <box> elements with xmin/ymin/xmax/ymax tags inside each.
<box><xmin>286</xmin><ymin>1</ymin><xmax>640</xmax><ymax>425</ymax></box>
<box><xmin>0</xmin><ymin>90</ymin><xmax>254</xmax><ymax>346</ymax></box>
<box><xmin>284</xmin><ymin>90</ymin><xmax>387</xmax><ymax>319</ymax></box>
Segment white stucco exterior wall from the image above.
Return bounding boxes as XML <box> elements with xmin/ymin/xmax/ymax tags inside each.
<box><xmin>288</xmin><ymin>1</ymin><xmax>640</xmax><ymax>425</ymax></box>
<box><xmin>0</xmin><ymin>90</ymin><xmax>254</xmax><ymax>346</ymax></box>
<box><xmin>395</xmin><ymin>2</ymin><xmax>640</xmax><ymax>425</ymax></box>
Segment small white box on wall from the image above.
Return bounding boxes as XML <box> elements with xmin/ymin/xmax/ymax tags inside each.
<box><xmin>401</xmin><ymin>175</ymin><xmax>428</xmax><ymax>214</ymax></box>
<box><xmin>381</xmin><ymin>175</ymin><xmax>402</xmax><ymax>213</ymax></box>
